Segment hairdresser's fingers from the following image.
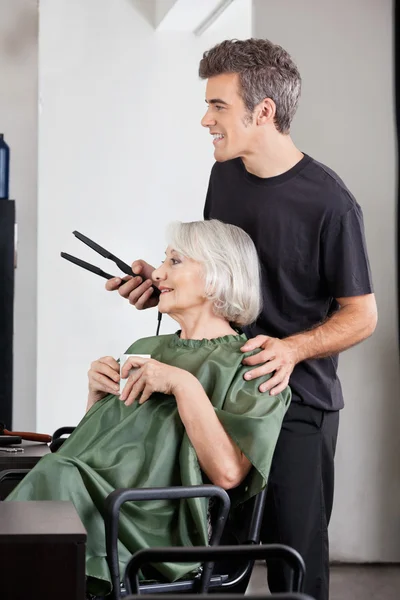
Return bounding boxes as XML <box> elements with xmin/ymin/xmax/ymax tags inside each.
<box><xmin>242</xmin><ymin>349</ymin><xmax>276</xmax><ymax>366</ymax></box>
<box><xmin>105</xmin><ymin>278</ymin><xmax>120</xmax><ymax>291</ymax></box>
<box><xmin>134</xmin><ymin>284</ymin><xmax>159</xmax><ymax>310</ymax></box>
<box><xmin>118</xmin><ymin>276</ymin><xmax>144</xmax><ymax>299</ymax></box>
<box><xmin>132</xmin><ymin>260</ymin><xmax>155</xmax><ymax>281</ymax></box>
<box><xmin>127</xmin><ymin>279</ymin><xmax>158</xmax><ymax>308</ymax></box>
<box><xmin>259</xmin><ymin>367</ymin><xmax>291</xmax><ymax>395</ymax></box>
<box><xmin>127</xmin><ymin>278</ymin><xmax>149</xmax><ymax>305</ymax></box>
<box><xmin>105</xmin><ymin>276</ymin><xmax>132</xmax><ymax>292</ymax></box>
<box><xmin>243</xmin><ymin>359</ymin><xmax>280</xmax><ymax>381</ymax></box>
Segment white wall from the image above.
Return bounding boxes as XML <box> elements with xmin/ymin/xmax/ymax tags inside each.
<box><xmin>0</xmin><ymin>0</ymin><xmax>38</xmax><ymax>431</ymax></box>
<box><xmin>254</xmin><ymin>0</ymin><xmax>400</xmax><ymax>562</ymax></box>
<box><xmin>32</xmin><ymin>0</ymin><xmax>400</xmax><ymax>563</ymax></box>
<box><xmin>36</xmin><ymin>0</ymin><xmax>251</xmax><ymax>431</ymax></box>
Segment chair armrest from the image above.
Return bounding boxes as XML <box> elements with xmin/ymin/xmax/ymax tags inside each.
<box><xmin>49</xmin><ymin>426</ymin><xmax>76</xmax><ymax>452</ymax></box>
<box><xmin>0</xmin><ymin>468</ymin><xmax>30</xmax><ymax>499</ymax></box>
<box><xmin>51</xmin><ymin>426</ymin><xmax>76</xmax><ymax>440</ymax></box>
<box><xmin>104</xmin><ymin>485</ymin><xmax>230</xmax><ymax>600</ymax></box>
<box><xmin>0</xmin><ymin>468</ymin><xmax>30</xmax><ymax>485</ymax></box>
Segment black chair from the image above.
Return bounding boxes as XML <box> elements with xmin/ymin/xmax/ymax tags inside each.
<box><xmin>3</xmin><ymin>429</ymin><xmax>306</xmax><ymax>600</ymax></box>
<box><xmin>49</xmin><ymin>426</ymin><xmax>276</xmax><ymax>599</ymax></box>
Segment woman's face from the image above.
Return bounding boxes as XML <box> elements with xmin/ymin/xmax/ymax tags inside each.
<box><xmin>152</xmin><ymin>246</ymin><xmax>209</xmax><ymax>316</ymax></box>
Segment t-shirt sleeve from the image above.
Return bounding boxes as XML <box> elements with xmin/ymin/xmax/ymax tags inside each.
<box><xmin>215</xmin><ymin>359</ymin><xmax>291</xmax><ymax>505</ymax></box>
<box><xmin>321</xmin><ymin>203</ymin><xmax>374</xmax><ymax>298</ymax></box>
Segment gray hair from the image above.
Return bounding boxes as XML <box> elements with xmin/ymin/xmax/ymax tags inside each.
<box><xmin>199</xmin><ymin>38</ymin><xmax>301</xmax><ymax>134</ymax></box>
<box><xmin>167</xmin><ymin>220</ymin><xmax>262</xmax><ymax>327</ymax></box>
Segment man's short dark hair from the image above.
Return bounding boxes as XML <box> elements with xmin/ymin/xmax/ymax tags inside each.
<box><xmin>199</xmin><ymin>38</ymin><xmax>301</xmax><ymax>134</ymax></box>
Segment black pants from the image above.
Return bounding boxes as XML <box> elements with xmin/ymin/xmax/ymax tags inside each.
<box><xmin>262</xmin><ymin>401</ymin><xmax>339</xmax><ymax>600</ymax></box>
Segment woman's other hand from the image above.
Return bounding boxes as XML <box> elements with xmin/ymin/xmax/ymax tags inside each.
<box><xmin>120</xmin><ymin>357</ymin><xmax>193</xmax><ymax>406</ymax></box>
<box><xmin>87</xmin><ymin>356</ymin><xmax>121</xmax><ymax>410</ymax></box>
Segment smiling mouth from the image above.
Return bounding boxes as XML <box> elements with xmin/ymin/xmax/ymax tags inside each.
<box><xmin>160</xmin><ymin>289</ymin><xmax>173</xmax><ymax>294</ymax></box>
<box><xmin>212</xmin><ymin>134</ymin><xmax>225</xmax><ymax>144</ymax></box>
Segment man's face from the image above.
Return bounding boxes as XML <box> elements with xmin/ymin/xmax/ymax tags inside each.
<box><xmin>201</xmin><ymin>73</ymin><xmax>257</xmax><ymax>162</ymax></box>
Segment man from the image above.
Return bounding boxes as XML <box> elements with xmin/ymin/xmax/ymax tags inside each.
<box><xmin>106</xmin><ymin>39</ymin><xmax>377</xmax><ymax>600</ymax></box>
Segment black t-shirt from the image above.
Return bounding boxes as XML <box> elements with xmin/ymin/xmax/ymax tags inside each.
<box><xmin>204</xmin><ymin>154</ymin><xmax>373</xmax><ymax>411</ymax></box>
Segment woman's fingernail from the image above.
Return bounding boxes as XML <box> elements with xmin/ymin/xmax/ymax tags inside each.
<box><xmin>245</xmin><ymin>373</ymin><xmax>252</xmax><ymax>380</ymax></box>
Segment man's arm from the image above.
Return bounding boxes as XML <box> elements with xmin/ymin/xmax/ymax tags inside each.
<box><xmin>241</xmin><ymin>293</ymin><xmax>378</xmax><ymax>395</ymax></box>
<box><xmin>286</xmin><ymin>293</ymin><xmax>377</xmax><ymax>361</ymax></box>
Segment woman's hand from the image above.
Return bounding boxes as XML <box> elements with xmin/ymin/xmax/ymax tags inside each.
<box><xmin>87</xmin><ymin>356</ymin><xmax>120</xmax><ymax>408</ymax></box>
<box><xmin>120</xmin><ymin>357</ymin><xmax>193</xmax><ymax>406</ymax></box>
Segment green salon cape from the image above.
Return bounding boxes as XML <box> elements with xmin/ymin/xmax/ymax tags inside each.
<box><xmin>7</xmin><ymin>332</ymin><xmax>291</xmax><ymax>595</ymax></box>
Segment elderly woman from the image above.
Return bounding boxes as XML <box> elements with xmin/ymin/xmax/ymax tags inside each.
<box><xmin>7</xmin><ymin>220</ymin><xmax>291</xmax><ymax>596</ymax></box>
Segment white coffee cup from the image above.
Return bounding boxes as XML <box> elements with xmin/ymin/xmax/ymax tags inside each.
<box><xmin>120</xmin><ymin>354</ymin><xmax>151</xmax><ymax>394</ymax></box>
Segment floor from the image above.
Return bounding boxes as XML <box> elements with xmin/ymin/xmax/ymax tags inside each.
<box><xmin>246</xmin><ymin>562</ymin><xmax>400</xmax><ymax>599</ymax></box>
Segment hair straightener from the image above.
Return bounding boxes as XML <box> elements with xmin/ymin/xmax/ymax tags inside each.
<box><xmin>61</xmin><ymin>231</ymin><xmax>162</xmax><ymax>335</ymax></box>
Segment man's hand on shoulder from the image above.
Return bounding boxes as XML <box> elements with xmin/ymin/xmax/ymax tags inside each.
<box><xmin>240</xmin><ymin>294</ymin><xmax>378</xmax><ymax>396</ymax></box>
<box><xmin>240</xmin><ymin>335</ymin><xmax>298</xmax><ymax>396</ymax></box>
<box><xmin>105</xmin><ymin>259</ymin><xmax>159</xmax><ymax>309</ymax></box>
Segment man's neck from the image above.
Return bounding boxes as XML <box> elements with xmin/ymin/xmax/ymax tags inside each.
<box><xmin>241</xmin><ymin>134</ymin><xmax>303</xmax><ymax>179</ymax></box>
